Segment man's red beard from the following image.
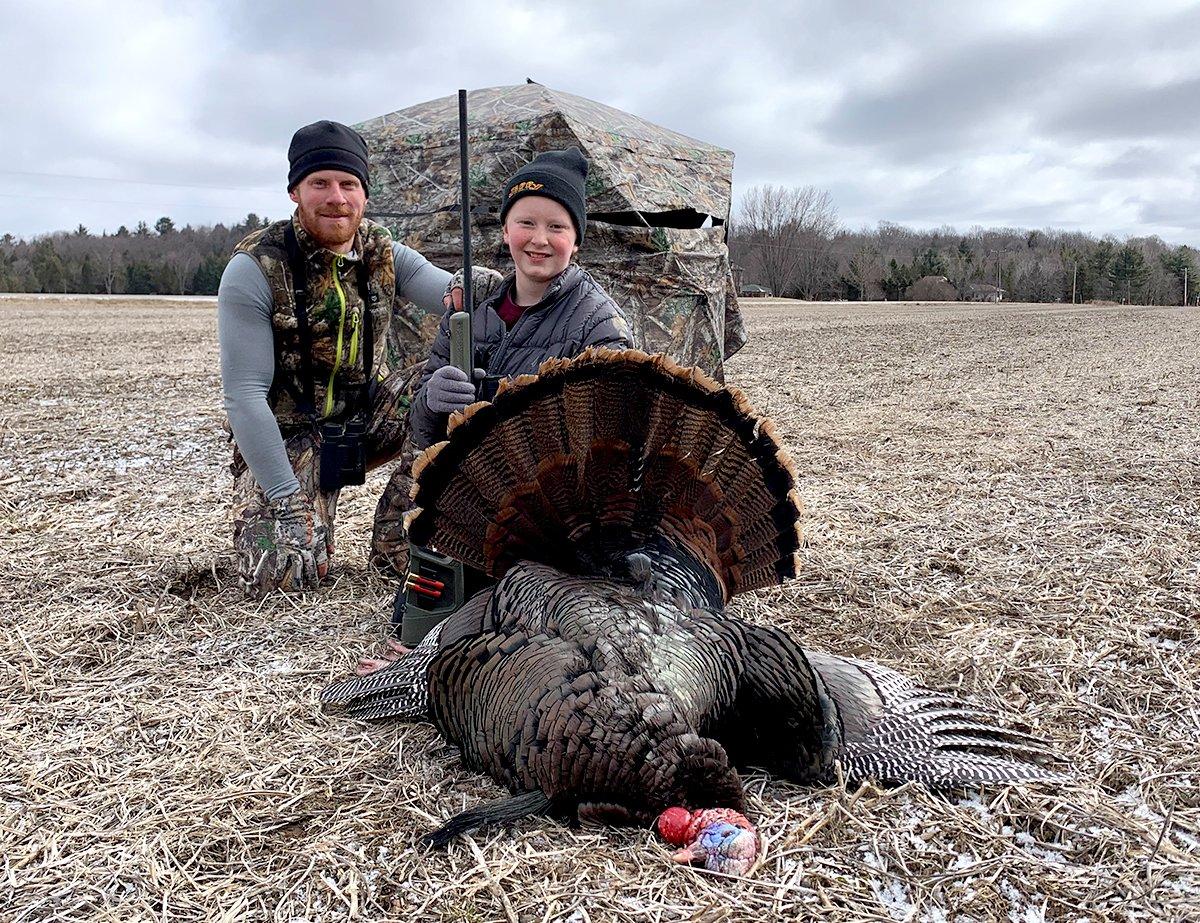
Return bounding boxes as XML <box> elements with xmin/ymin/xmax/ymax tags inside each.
<box><xmin>297</xmin><ymin>203</ymin><xmax>362</xmax><ymax>249</ymax></box>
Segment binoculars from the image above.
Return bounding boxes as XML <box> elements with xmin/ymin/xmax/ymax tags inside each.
<box><xmin>319</xmin><ymin>417</ymin><xmax>367</xmax><ymax>492</ymax></box>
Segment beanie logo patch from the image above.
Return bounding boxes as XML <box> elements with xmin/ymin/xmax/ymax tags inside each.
<box><xmin>509</xmin><ymin>180</ymin><xmax>545</xmax><ymax>196</ymax></box>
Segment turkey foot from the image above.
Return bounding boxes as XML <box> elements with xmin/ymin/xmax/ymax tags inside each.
<box><xmin>354</xmin><ymin>639</ymin><xmax>411</xmax><ymax>675</ymax></box>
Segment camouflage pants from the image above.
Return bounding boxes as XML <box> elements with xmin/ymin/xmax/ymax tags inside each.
<box><xmin>231</xmin><ymin>365</ymin><xmax>422</xmax><ymax>592</ymax></box>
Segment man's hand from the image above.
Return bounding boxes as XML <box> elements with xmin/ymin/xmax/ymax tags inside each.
<box><xmin>240</xmin><ymin>490</ymin><xmax>329</xmax><ymax>594</ymax></box>
<box><xmin>442</xmin><ymin>266</ymin><xmax>504</xmax><ymax>311</ymax></box>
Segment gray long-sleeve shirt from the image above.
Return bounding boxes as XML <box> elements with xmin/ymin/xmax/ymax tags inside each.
<box><xmin>218</xmin><ymin>244</ymin><xmax>450</xmax><ymax>500</ymax></box>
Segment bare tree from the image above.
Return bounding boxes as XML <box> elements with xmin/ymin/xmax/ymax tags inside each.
<box><xmin>98</xmin><ymin>239</ymin><xmax>125</xmax><ymax>294</ymax></box>
<box><xmin>846</xmin><ymin>243</ymin><xmax>883</xmax><ymax>300</ymax></box>
<box><xmin>165</xmin><ymin>247</ymin><xmax>199</xmax><ymax>294</ymax></box>
<box><xmin>736</xmin><ymin>185</ymin><xmax>839</xmax><ymax>298</ymax></box>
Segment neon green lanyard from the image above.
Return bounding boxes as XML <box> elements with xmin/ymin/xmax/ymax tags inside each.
<box><xmin>324</xmin><ymin>255</ymin><xmax>361</xmax><ymax>418</ymax></box>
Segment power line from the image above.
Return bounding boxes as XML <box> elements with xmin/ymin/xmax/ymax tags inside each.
<box><xmin>731</xmin><ymin>237</ymin><xmax>857</xmax><ymax>257</ymax></box>
<box><xmin>0</xmin><ymin>191</ymin><xmax>275</xmax><ymax>211</ymax></box>
<box><xmin>0</xmin><ymin>169</ymin><xmax>273</xmax><ymax>192</ymax></box>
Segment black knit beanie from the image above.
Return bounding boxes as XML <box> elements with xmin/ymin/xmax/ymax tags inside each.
<box><xmin>499</xmin><ymin>148</ymin><xmax>589</xmax><ymax>243</ymax></box>
<box><xmin>287</xmin><ymin>120</ymin><xmax>370</xmax><ymax>194</ymax></box>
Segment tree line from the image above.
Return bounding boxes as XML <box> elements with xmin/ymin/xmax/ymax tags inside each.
<box><xmin>728</xmin><ymin>185</ymin><xmax>1198</xmax><ymax>305</ymax></box>
<box><xmin>2</xmin><ymin>190</ymin><xmax>1197</xmax><ymax>305</ymax></box>
<box><xmin>0</xmin><ymin>215</ymin><xmax>272</xmax><ymax>296</ymax></box>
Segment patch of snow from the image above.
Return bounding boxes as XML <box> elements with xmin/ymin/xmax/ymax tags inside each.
<box><xmin>1013</xmin><ymin>831</ymin><xmax>1066</xmax><ymax>865</ymax></box>
<box><xmin>862</xmin><ymin>848</ymin><xmax>916</xmax><ymax>921</ymax></box>
<box><xmin>1164</xmin><ymin>875</ymin><xmax>1200</xmax><ymax>897</ymax></box>
<box><xmin>950</xmin><ymin>851</ymin><xmax>979</xmax><ymax>871</ymax></box>
<box><xmin>957</xmin><ymin>791</ymin><xmax>993</xmax><ymax>819</ymax></box>
<box><xmin>999</xmin><ymin>879</ymin><xmax>1048</xmax><ymax>923</ymax></box>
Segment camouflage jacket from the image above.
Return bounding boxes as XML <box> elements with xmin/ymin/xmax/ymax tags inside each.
<box><xmin>235</xmin><ymin>214</ymin><xmax>397</xmax><ymax>427</ymax></box>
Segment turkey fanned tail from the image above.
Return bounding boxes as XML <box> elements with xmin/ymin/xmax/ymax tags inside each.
<box><xmin>803</xmin><ymin>649</ymin><xmax>1065</xmax><ymax>787</ymax></box>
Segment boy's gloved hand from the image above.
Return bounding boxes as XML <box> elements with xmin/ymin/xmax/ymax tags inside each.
<box><xmin>425</xmin><ymin>364</ymin><xmax>484</xmax><ymax>414</ymax></box>
<box><xmin>240</xmin><ymin>490</ymin><xmax>329</xmax><ymax>594</ymax></box>
<box><xmin>442</xmin><ymin>266</ymin><xmax>504</xmax><ymax>311</ymax></box>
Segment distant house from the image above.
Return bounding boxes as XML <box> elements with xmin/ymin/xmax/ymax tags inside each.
<box><xmin>904</xmin><ymin>275</ymin><xmax>959</xmax><ymax>302</ymax></box>
<box><xmin>739</xmin><ymin>283</ymin><xmax>773</xmax><ymax>298</ymax></box>
<box><xmin>962</xmin><ymin>282</ymin><xmax>1005</xmax><ymax>303</ymax></box>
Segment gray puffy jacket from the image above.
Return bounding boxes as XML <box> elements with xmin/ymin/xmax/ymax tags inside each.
<box><xmin>411</xmin><ymin>264</ymin><xmax>632</xmax><ymax>448</ymax></box>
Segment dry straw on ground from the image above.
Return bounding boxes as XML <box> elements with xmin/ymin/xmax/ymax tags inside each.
<box><xmin>2</xmin><ymin>295</ymin><xmax>1197</xmax><ymax>922</ymax></box>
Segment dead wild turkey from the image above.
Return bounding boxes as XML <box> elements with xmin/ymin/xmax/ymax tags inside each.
<box><xmin>322</xmin><ymin>349</ymin><xmax>1058</xmax><ymax>869</ymax></box>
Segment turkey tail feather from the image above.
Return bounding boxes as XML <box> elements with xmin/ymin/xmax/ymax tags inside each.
<box><xmin>319</xmin><ymin>642</ymin><xmax>439</xmax><ymax>722</ymax></box>
<box><xmin>425</xmin><ymin>790</ymin><xmax>555</xmax><ymax>849</ymax></box>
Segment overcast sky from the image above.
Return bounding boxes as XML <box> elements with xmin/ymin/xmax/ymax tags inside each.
<box><xmin>4</xmin><ymin>0</ymin><xmax>1198</xmax><ymax>243</ymax></box>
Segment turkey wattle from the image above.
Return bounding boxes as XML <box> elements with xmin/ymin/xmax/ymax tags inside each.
<box><xmin>322</xmin><ymin>349</ymin><xmax>1060</xmax><ymax>856</ymax></box>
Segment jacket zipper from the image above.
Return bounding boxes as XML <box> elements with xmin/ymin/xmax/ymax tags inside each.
<box><xmin>488</xmin><ymin>276</ymin><xmax>560</xmax><ymax>369</ymax></box>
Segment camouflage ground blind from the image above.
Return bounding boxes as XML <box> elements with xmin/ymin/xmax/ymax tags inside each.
<box><xmin>355</xmin><ymin>83</ymin><xmax>747</xmax><ymax>381</ymax></box>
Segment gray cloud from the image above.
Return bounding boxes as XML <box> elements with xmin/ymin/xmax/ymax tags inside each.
<box><xmin>821</xmin><ymin>33</ymin><xmax>1077</xmax><ymax>154</ymax></box>
<box><xmin>1094</xmin><ymin>146</ymin><xmax>1181</xmax><ymax>180</ymax></box>
<box><xmin>1139</xmin><ymin>196</ymin><xmax>1200</xmax><ymax>230</ymax></box>
<box><xmin>1041</xmin><ymin>77</ymin><xmax>1200</xmax><ymax>142</ymax></box>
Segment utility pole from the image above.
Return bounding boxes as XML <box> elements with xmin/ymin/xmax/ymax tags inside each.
<box><xmin>1072</xmin><ymin>263</ymin><xmax>1077</xmax><ymax>305</ymax></box>
<box><xmin>1184</xmin><ymin>266</ymin><xmax>1188</xmax><ymax>306</ymax></box>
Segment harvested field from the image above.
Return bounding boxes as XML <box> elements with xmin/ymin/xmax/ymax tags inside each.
<box><xmin>3</xmin><ymin>294</ymin><xmax>1198</xmax><ymax>922</ymax></box>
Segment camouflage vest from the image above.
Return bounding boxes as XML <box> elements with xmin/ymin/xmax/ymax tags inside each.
<box><xmin>236</xmin><ymin>214</ymin><xmax>396</xmax><ymax>428</ymax></box>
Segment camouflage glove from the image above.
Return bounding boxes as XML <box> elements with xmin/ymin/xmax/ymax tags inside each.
<box><xmin>240</xmin><ymin>490</ymin><xmax>330</xmax><ymax>594</ymax></box>
<box><xmin>442</xmin><ymin>266</ymin><xmax>505</xmax><ymax>311</ymax></box>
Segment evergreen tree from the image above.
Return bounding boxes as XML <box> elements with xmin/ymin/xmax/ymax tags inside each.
<box><xmin>80</xmin><ymin>254</ymin><xmax>98</xmax><ymax>293</ymax></box>
<box><xmin>1159</xmin><ymin>246</ymin><xmax>1196</xmax><ymax>304</ymax></box>
<box><xmin>31</xmin><ymin>239</ymin><xmax>65</xmax><ymax>293</ymax></box>
<box><xmin>191</xmin><ymin>252</ymin><xmax>228</xmax><ymax>295</ymax></box>
<box><xmin>883</xmin><ymin>258</ymin><xmax>915</xmax><ymax>300</ymax></box>
<box><xmin>913</xmin><ymin>247</ymin><xmax>945</xmax><ymax>277</ymax></box>
<box><xmin>155</xmin><ymin>216</ymin><xmax>176</xmax><ymax>236</ymax></box>
<box><xmin>1110</xmin><ymin>244</ymin><xmax>1148</xmax><ymax>304</ymax></box>
<box><xmin>1085</xmin><ymin>239</ymin><xmax>1116</xmax><ymax>301</ymax></box>
<box><xmin>0</xmin><ymin>251</ymin><xmax>18</xmax><ymax>291</ymax></box>
<box><xmin>125</xmin><ymin>260</ymin><xmax>156</xmax><ymax>294</ymax></box>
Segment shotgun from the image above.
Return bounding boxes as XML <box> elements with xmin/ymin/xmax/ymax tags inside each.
<box><xmin>397</xmin><ymin>89</ymin><xmax>474</xmax><ymax>645</ymax></box>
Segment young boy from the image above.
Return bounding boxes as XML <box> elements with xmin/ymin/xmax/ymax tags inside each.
<box><xmin>350</xmin><ymin>149</ymin><xmax>634</xmax><ymax>664</ymax></box>
<box><xmin>410</xmin><ymin>147</ymin><xmax>633</xmax><ymax>449</ymax></box>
